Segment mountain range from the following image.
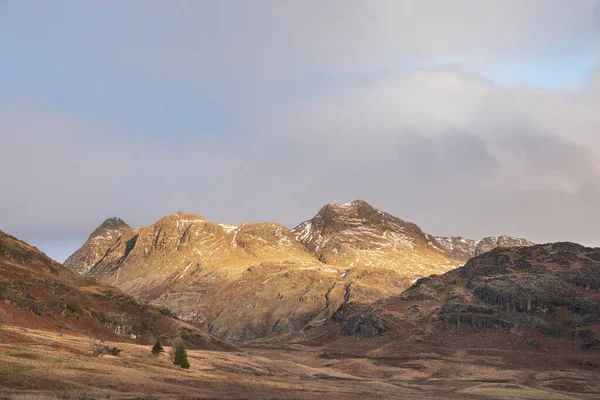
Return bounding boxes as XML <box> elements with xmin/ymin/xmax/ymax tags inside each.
<box><xmin>3</xmin><ymin>203</ymin><xmax>600</xmax><ymax>399</ymax></box>
<box><xmin>63</xmin><ymin>200</ymin><xmax>532</xmax><ymax>341</ymax></box>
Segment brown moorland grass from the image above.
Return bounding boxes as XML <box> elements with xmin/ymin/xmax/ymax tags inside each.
<box><xmin>1</xmin><ymin>326</ymin><xmax>599</xmax><ymax>400</ymax></box>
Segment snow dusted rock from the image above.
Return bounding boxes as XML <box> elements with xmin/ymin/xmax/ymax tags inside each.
<box><xmin>475</xmin><ymin>236</ymin><xmax>535</xmax><ymax>257</ymax></box>
<box><xmin>433</xmin><ymin>235</ymin><xmax>534</xmax><ymax>261</ymax></box>
<box><xmin>433</xmin><ymin>237</ymin><xmax>479</xmax><ymax>261</ymax></box>
<box><xmin>292</xmin><ymin>200</ymin><xmax>462</xmax><ymax>301</ymax></box>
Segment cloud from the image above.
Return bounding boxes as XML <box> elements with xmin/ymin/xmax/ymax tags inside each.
<box><xmin>258</xmin><ymin>67</ymin><xmax>600</xmax><ymax>242</ymax></box>
<box><xmin>5</xmin><ymin>1</ymin><xmax>598</xmax><ymax>96</ymax></box>
<box><xmin>0</xmin><ymin>102</ymin><xmax>249</xmax><ymax>239</ymax></box>
<box><xmin>3</xmin><ymin>63</ymin><xmax>600</xmax><ymax>258</ymax></box>
<box><xmin>2</xmin><ymin>1</ymin><xmax>600</xmax><ymax>260</ymax></box>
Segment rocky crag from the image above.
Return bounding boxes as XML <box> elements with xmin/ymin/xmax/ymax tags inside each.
<box><xmin>434</xmin><ymin>235</ymin><xmax>534</xmax><ymax>261</ymax></box>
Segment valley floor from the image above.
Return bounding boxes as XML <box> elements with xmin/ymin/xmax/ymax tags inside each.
<box><xmin>0</xmin><ymin>326</ymin><xmax>599</xmax><ymax>400</ymax></box>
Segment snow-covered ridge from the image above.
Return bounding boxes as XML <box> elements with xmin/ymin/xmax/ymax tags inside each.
<box><xmin>218</xmin><ymin>223</ymin><xmax>238</xmax><ymax>233</ymax></box>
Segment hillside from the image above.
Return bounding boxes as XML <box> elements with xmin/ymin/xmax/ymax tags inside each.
<box><xmin>0</xmin><ymin>229</ymin><xmax>233</xmax><ymax>351</ymax></box>
<box><xmin>65</xmin><ymin>201</ymin><xmax>465</xmax><ymax>341</ymax></box>
<box><xmin>310</xmin><ymin>242</ymin><xmax>600</xmax><ymax>365</ymax></box>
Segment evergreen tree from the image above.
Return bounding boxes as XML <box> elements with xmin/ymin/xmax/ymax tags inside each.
<box><xmin>151</xmin><ymin>341</ymin><xmax>164</xmax><ymax>356</ymax></box>
<box><xmin>173</xmin><ymin>343</ymin><xmax>190</xmax><ymax>369</ymax></box>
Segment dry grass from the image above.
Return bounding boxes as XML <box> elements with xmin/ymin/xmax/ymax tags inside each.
<box><xmin>4</xmin><ymin>395</ymin><xmax>62</xmax><ymax>400</ymax></box>
<box><xmin>457</xmin><ymin>383</ymin><xmax>579</xmax><ymax>399</ymax></box>
<box><xmin>1</xmin><ymin>326</ymin><xmax>599</xmax><ymax>400</ymax></box>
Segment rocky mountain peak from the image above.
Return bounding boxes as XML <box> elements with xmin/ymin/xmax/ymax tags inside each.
<box><xmin>99</xmin><ymin>216</ymin><xmax>128</xmax><ymax>229</ymax></box>
<box><xmin>307</xmin><ymin>200</ymin><xmax>422</xmax><ymax>238</ymax></box>
<box><xmin>65</xmin><ymin>217</ymin><xmax>133</xmax><ymax>274</ymax></box>
<box><xmin>293</xmin><ymin>200</ymin><xmax>459</xmax><ymax>279</ymax></box>
<box><xmin>89</xmin><ymin>217</ymin><xmax>131</xmax><ymax>239</ymax></box>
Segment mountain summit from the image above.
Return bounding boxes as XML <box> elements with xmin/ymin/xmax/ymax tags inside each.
<box><xmin>64</xmin><ymin>217</ymin><xmax>133</xmax><ymax>274</ymax></box>
<box><xmin>292</xmin><ymin>200</ymin><xmax>461</xmax><ymax>302</ymax></box>
<box><xmin>293</xmin><ymin>199</ymin><xmax>453</xmax><ymax>265</ymax></box>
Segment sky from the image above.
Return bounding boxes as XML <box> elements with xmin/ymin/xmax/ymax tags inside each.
<box><xmin>1</xmin><ymin>0</ymin><xmax>600</xmax><ymax>262</ymax></box>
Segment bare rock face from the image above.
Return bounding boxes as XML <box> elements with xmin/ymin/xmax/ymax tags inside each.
<box><xmin>434</xmin><ymin>237</ymin><xmax>479</xmax><ymax>261</ymax></box>
<box><xmin>64</xmin><ymin>217</ymin><xmax>132</xmax><ymax>274</ymax></box>
<box><xmin>474</xmin><ymin>236</ymin><xmax>535</xmax><ymax>257</ymax></box>
<box><xmin>433</xmin><ymin>235</ymin><xmax>534</xmax><ymax>261</ymax></box>
<box><xmin>65</xmin><ymin>202</ymin><xmax>463</xmax><ymax>341</ymax></box>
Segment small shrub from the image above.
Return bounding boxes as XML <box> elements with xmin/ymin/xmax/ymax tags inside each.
<box><xmin>65</xmin><ymin>297</ymin><xmax>82</xmax><ymax>317</ymax></box>
<box><xmin>29</xmin><ymin>300</ymin><xmax>45</xmax><ymax>316</ymax></box>
<box><xmin>151</xmin><ymin>341</ymin><xmax>164</xmax><ymax>357</ymax></box>
<box><xmin>173</xmin><ymin>343</ymin><xmax>190</xmax><ymax>369</ymax></box>
<box><xmin>107</xmin><ymin>346</ymin><xmax>122</xmax><ymax>356</ymax></box>
<box><xmin>89</xmin><ymin>337</ymin><xmax>108</xmax><ymax>357</ymax></box>
<box><xmin>524</xmin><ymin>338</ymin><xmax>540</xmax><ymax>348</ymax></box>
<box><xmin>526</xmin><ymin>316</ymin><xmax>565</xmax><ymax>339</ymax></box>
<box><xmin>572</xmin><ymin>313</ymin><xmax>594</xmax><ymax>328</ymax></box>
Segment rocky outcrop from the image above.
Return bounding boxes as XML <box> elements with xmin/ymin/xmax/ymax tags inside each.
<box><xmin>64</xmin><ymin>217</ymin><xmax>132</xmax><ymax>274</ymax></box>
<box><xmin>433</xmin><ymin>235</ymin><xmax>534</xmax><ymax>261</ymax></box>
<box><xmin>333</xmin><ymin>302</ymin><xmax>387</xmax><ymax>337</ymax></box>
<box><xmin>474</xmin><ymin>236</ymin><xmax>535</xmax><ymax>257</ymax></box>
<box><xmin>433</xmin><ymin>237</ymin><xmax>478</xmax><ymax>261</ymax></box>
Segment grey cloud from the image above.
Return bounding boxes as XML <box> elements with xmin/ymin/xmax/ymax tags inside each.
<box><xmin>493</xmin><ymin>132</ymin><xmax>598</xmax><ymax>190</ymax></box>
<box><xmin>5</xmin><ymin>1</ymin><xmax>598</xmax><ymax>99</ymax></box>
<box><xmin>394</xmin><ymin>132</ymin><xmax>499</xmax><ymax>179</ymax></box>
<box><xmin>4</xmin><ymin>65</ymin><xmax>600</xmax><ymax>255</ymax></box>
<box><xmin>2</xmin><ymin>2</ymin><xmax>600</xmax><ymax>260</ymax></box>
